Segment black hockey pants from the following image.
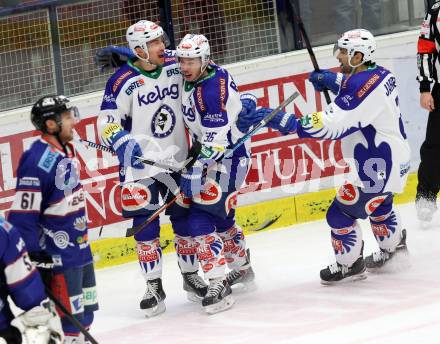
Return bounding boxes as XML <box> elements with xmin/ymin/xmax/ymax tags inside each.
<box><xmin>417</xmin><ymin>83</ymin><xmax>440</xmax><ymax>202</ymax></box>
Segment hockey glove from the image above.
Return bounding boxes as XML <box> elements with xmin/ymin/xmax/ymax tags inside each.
<box><xmin>308</xmin><ymin>70</ymin><xmax>343</xmax><ymax>95</ymax></box>
<box><xmin>102</xmin><ymin>124</ymin><xmax>144</xmax><ymax>169</ymax></box>
<box><xmin>11</xmin><ymin>299</ymin><xmax>64</xmax><ymax>344</ymax></box>
<box><xmin>29</xmin><ymin>251</ymin><xmax>54</xmax><ymax>287</ymax></box>
<box><xmin>94</xmin><ymin>45</ymin><xmax>135</xmax><ymax>73</ymax></box>
<box><xmin>237</xmin><ymin>93</ymin><xmax>262</xmax><ymax>133</ymax></box>
<box><xmin>255</xmin><ymin>108</ymin><xmax>298</xmax><ymax>135</ymax></box>
<box><xmin>180</xmin><ymin>145</ymin><xmax>220</xmax><ymax>198</ymax></box>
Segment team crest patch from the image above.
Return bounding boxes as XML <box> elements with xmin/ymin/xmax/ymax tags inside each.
<box><xmin>193</xmin><ymin>178</ymin><xmax>222</xmax><ymax>205</ymax></box>
<box><xmin>38</xmin><ymin>146</ymin><xmax>59</xmax><ymax>172</ymax></box>
<box><xmin>151</xmin><ymin>104</ymin><xmax>176</xmax><ymax>138</ymax></box>
<box><xmin>336</xmin><ymin>183</ymin><xmax>359</xmax><ymax>205</ymax></box>
<box><xmin>121</xmin><ymin>183</ymin><xmax>151</xmax><ymax>212</ymax></box>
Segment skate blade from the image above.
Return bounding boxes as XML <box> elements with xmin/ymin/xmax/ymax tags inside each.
<box><xmin>204</xmin><ymin>295</ymin><xmax>235</xmax><ymax>315</ymax></box>
<box><xmin>367</xmin><ymin>251</ymin><xmax>411</xmax><ymax>273</ymax></box>
<box><xmin>231</xmin><ymin>280</ymin><xmax>258</xmax><ymax>294</ymax></box>
<box><xmin>320</xmin><ymin>272</ymin><xmax>367</xmax><ymax>285</ymax></box>
<box><xmin>143</xmin><ymin>301</ymin><xmax>166</xmax><ymax>318</ymax></box>
<box><xmin>186</xmin><ymin>292</ymin><xmax>204</xmax><ymax>303</ymax></box>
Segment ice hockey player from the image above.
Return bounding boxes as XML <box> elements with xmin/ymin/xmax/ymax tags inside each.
<box><xmin>97</xmin><ymin>20</ymin><xmax>208</xmax><ymax>317</ymax></box>
<box><xmin>0</xmin><ymin>216</ymin><xmax>64</xmax><ymax>344</ymax></box>
<box><xmin>240</xmin><ymin>29</ymin><xmax>410</xmax><ymax>284</ymax></box>
<box><xmin>175</xmin><ymin>33</ymin><xmax>255</xmax><ymax>313</ymax></box>
<box><xmin>415</xmin><ymin>1</ymin><xmax>440</xmax><ymax>225</ymax></box>
<box><xmin>7</xmin><ymin>95</ymin><xmax>98</xmax><ymax>342</ymax></box>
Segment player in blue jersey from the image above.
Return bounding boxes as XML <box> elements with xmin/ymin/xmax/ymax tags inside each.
<box><xmin>239</xmin><ymin>29</ymin><xmax>410</xmax><ymax>284</ymax></box>
<box><xmin>0</xmin><ymin>216</ymin><xmax>63</xmax><ymax>344</ymax></box>
<box><xmin>175</xmin><ymin>34</ymin><xmax>255</xmax><ymax>313</ymax></box>
<box><xmin>8</xmin><ymin>95</ymin><xmax>98</xmax><ymax>343</ymax></box>
<box><xmin>97</xmin><ymin>20</ymin><xmax>208</xmax><ymax>317</ymax></box>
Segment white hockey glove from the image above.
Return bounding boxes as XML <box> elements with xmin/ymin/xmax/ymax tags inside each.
<box><xmin>11</xmin><ymin>298</ymin><xmax>64</xmax><ymax>344</ymax></box>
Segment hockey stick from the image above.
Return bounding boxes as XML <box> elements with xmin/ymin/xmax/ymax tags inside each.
<box><xmin>45</xmin><ymin>287</ymin><xmax>99</xmax><ymax>344</ymax></box>
<box><xmin>289</xmin><ymin>0</ymin><xmax>332</xmax><ymax>105</ymax></box>
<box><xmin>75</xmin><ymin>138</ymin><xmax>201</xmax><ymax>174</ymax></box>
<box><xmin>125</xmin><ymin>91</ymin><xmax>300</xmax><ymax>237</ymax></box>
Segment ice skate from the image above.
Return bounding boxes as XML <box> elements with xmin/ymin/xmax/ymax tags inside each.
<box><xmin>140</xmin><ymin>278</ymin><xmax>166</xmax><ymax>317</ymax></box>
<box><xmin>365</xmin><ymin>229</ymin><xmax>408</xmax><ymax>270</ymax></box>
<box><xmin>182</xmin><ymin>271</ymin><xmax>208</xmax><ymax>302</ymax></box>
<box><xmin>415</xmin><ymin>198</ymin><xmax>437</xmax><ymax>228</ymax></box>
<box><xmin>226</xmin><ymin>249</ymin><xmax>256</xmax><ymax>292</ymax></box>
<box><xmin>202</xmin><ymin>278</ymin><xmax>235</xmax><ymax>314</ymax></box>
<box><xmin>320</xmin><ymin>243</ymin><xmax>366</xmax><ymax>285</ymax></box>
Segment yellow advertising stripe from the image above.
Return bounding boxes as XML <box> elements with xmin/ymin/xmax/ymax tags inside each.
<box><xmin>91</xmin><ymin>172</ymin><xmax>419</xmax><ymax>269</ymax></box>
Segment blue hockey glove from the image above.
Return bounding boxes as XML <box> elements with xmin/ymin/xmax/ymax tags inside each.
<box><xmin>237</xmin><ymin>93</ymin><xmax>262</xmax><ymax>133</ymax></box>
<box><xmin>94</xmin><ymin>46</ymin><xmax>135</xmax><ymax>73</ymax></box>
<box><xmin>180</xmin><ymin>164</ymin><xmax>206</xmax><ymax>198</ymax></box>
<box><xmin>180</xmin><ymin>145</ymin><xmax>221</xmax><ymax>198</ymax></box>
<box><xmin>308</xmin><ymin>70</ymin><xmax>343</xmax><ymax>95</ymax></box>
<box><xmin>103</xmin><ymin>124</ymin><xmax>144</xmax><ymax>169</ymax></box>
<box><xmin>255</xmin><ymin>108</ymin><xmax>298</xmax><ymax>135</ymax></box>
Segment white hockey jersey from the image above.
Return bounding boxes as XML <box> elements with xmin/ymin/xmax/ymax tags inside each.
<box><xmin>98</xmin><ymin>51</ymin><xmax>188</xmax><ymax>182</ymax></box>
<box><xmin>297</xmin><ymin>66</ymin><xmax>411</xmax><ymax>194</ymax></box>
<box><xmin>180</xmin><ymin>63</ymin><xmax>247</xmax><ymax>158</ymax></box>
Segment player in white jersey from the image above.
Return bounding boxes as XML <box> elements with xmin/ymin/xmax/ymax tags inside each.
<box><xmin>97</xmin><ymin>20</ymin><xmax>207</xmax><ymax>317</ymax></box>
<box><xmin>241</xmin><ymin>29</ymin><xmax>410</xmax><ymax>284</ymax></box>
<box><xmin>176</xmin><ymin>34</ymin><xmax>255</xmax><ymax>314</ymax></box>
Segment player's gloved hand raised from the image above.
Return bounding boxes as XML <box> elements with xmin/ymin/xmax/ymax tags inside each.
<box><xmin>104</xmin><ymin>126</ymin><xmax>144</xmax><ymax>169</ymax></box>
<box><xmin>11</xmin><ymin>298</ymin><xmax>64</xmax><ymax>344</ymax></box>
<box><xmin>94</xmin><ymin>46</ymin><xmax>135</xmax><ymax>73</ymax></box>
<box><xmin>29</xmin><ymin>251</ymin><xmax>54</xmax><ymax>287</ymax></box>
<box><xmin>308</xmin><ymin>70</ymin><xmax>343</xmax><ymax>95</ymax></box>
<box><xmin>237</xmin><ymin>93</ymin><xmax>262</xmax><ymax>133</ymax></box>
<box><xmin>255</xmin><ymin>108</ymin><xmax>298</xmax><ymax>135</ymax></box>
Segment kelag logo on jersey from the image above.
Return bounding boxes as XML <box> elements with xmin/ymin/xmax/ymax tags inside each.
<box><xmin>182</xmin><ymin>104</ymin><xmax>195</xmax><ymax>122</ymax></box>
<box><xmin>137</xmin><ymin>84</ymin><xmax>179</xmax><ymax>106</ymax></box>
<box><xmin>151</xmin><ymin>104</ymin><xmax>176</xmax><ymax>138</ymax></box>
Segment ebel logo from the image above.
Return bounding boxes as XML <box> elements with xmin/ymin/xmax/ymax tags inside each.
<box><xmin>125</xmin><ymin>78</ymin><xmax>145</xmax><ymax>96</ymax></box>
<box><xmin>137</xmin><ymin>84</ymin><xmax>179</xmax><ymax>106</ymax></box>
<box><xmin>151</xmin><ymin>104</ymin><xmax>176</xmax><ymax>138</ymax></box>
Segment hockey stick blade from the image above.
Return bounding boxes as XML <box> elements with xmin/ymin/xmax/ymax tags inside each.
<box><xmin>125</xmin><ymin>92</ymin><xmax>300</xmax><ymax>238</ymax></box>
<box><xmin>289</xmin><ymin>0</ymin><xmax>331</xmax><ymax>105</ymax></box>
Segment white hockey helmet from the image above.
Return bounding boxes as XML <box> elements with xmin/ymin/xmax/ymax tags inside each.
<box><xmin>334</xmin><ymin>29</ymin><xmax>376</xmax><ymax>68</ymax></box>
<box><xmin>126</xmin><ymin>20</ymin><xmax>168</xmax><ymax>61</ymax></box>
<box><xmin>176</xmin><ymin>34</ymin><xmax>211</xmax><ymax>71</ymax></box>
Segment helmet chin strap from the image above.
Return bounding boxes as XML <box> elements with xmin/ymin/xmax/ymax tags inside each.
<box><xmin>53</xmin><ymin>119</ymin><xmax>68</xmax><ymax>156</ymax></box>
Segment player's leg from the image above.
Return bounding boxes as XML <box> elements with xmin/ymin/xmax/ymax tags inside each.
<box><xmin>365</xmin><ymin>195</ymin><xmax>408</xmax><ymax>269</ymax></box>
<box><xmin>121</xmin><ymin>179</ymin><xmax>166</xmax><ymax>317</ymax></box>
<box><xmin>320</xmin><ymin>200</ymin><xmax>366</xmax><ymax>285</ymax></box>
<box><xmin>50</xmin><ymin>267</ymin><xmax>85</xmax><ymax>343</ymax></box>
<box><xmin>79</xmin><ymin>262</ymin><xmax>98</xmax><ymax>344</ymax></box>
<box><xmin>188</xmin><ymin>207</ymin><xmax>234</xmax><ymax>314</ymax></box>
<box><xmin>216</xmin><ymin>209</ymin><xmax>255</xmax><ymax>291</ymax></box>
<box><xmin>161</xmin><ymin>172</ymin><xmax>208</xmax><ymax>302</ymax></box>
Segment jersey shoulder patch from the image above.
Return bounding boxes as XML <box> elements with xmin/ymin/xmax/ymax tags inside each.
<box><xmin>0</xmin><ymin>217</ymin><xmax>13</xmax><ymax>233</ymax></box>
<box><xmin>37</xmin><ymin>145</ymin><xmax>60</xmax><ymax>173</ymax></box>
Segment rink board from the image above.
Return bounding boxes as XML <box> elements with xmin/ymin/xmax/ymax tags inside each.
<box><xmin>0</xmin><ymin>30</ymin><xmax>426</xmax><ymax>269</ymax></box>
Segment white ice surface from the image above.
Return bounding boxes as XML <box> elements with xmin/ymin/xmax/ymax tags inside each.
<box><xmin>92</xmin><ymin>202</ymin><xmax>440</xmax><ymax>344</ymax></box>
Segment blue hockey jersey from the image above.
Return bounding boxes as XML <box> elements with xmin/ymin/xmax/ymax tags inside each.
<box><xmin>181</xmin><ymin>63</ymin><xmax>249</xmax><ymax>160</ymax></box>
<box><xmin>297</xmin><ymin>66</ymin><xmax>411</xmax><ymax>193</ymax></box>
<box><xmin>0</xmin><ymin>217</ymin><xmax>46</xmax><ymax>331</ymax></box>
<box><xmin>8</xmin><ymin>138</ymin><xmax>93</xmax><ymax>270</ymax></box>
